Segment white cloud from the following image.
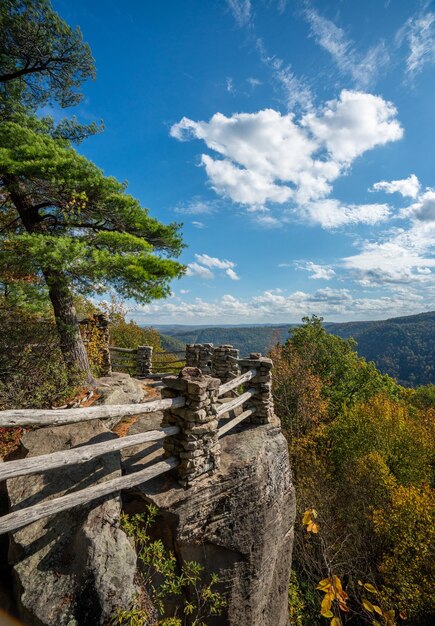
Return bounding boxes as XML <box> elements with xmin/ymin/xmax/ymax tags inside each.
<box><xmin>192</xmin><ymin>221</ymin><xmax>206</xmax><ymax>229</ymax></box>
<box><xmin>226</xmin><ymin>77</ymin><xmax>234</xmax><ymax>93</ymax></box>
<box><xmin>226</xmin><ymin>268</ymin><xmax>240</xmax><ymax>280</ymax></box>
<box><xmin>195</xmin><ymin>254</ymin><xmax>235</xmax><ymax>270</ymax></box>
<box><xmin>226</xmin><ymin>0</ymin><xmax>252</xmax><ymax>27</ymax></box>
<box><xmin>371</xmin><ymin>174</ymin><xmax>420</xmax><ymax>199</ymax></box>
<box><xmin>256</xmin><ymin>38</ymin><xmax>313</xmax><ymax>111</ymax></box>
<box><xmin>185</xmin><ymin>254</ymin><xmax>240</xmax><ymax>281</ymax></box>
<box><xmin>173</xmin><ymin>197</ymin><xmax>217</xmax><ymax>215</ymax></box>
<box><xmin>303</xmin><ymin>91</ymin><xmax>403</xmax><ymax>163</ymax></box>
<box><xmin>186</xmin><ymin>262</ymin><xmax>214</xmax><ymax>279</ymax></box>
<box><xmin>401</xmin><ymin>189</ymin><xmax>435</xmax><ymax>222</ymax></box>
<box><xmin>247</xmin><ymin>77</ymin><xmax>262</xmax><ymax>87</ymax></box>
<box><xmin>131</xmin><ymin>286</ymin><xmax>430</xmax><ymax>324</ymax></box>
<box><xmin>170</xmin><ymin>91</ymin><xmax>403</xmax><ymax>229</ymax></box>
<box><xmin>398</xmin><ymin>11</ymin><xmax>435</xmax><ymax>76</ymax></box>
<box><xmin>253</xmin><ymin>214</ymin><xmax>282</xmax><ymax>228</ymax></box>
<box><xmin>201</xmin><ymin>153</ymin><xmax>293</xmax><ymax>206</ymax></box>
<box><xmin>296</xmin><ymin>261</ymin><xmax>336</xmax><ymax>280</ymax></box>
<box><xmin>343</xmin><ymin>221</ymin><xmax>435</xmax><ymax>286</ymax></box>
<box><xmin>300</xmin><ymin>200</ymin><xmax>390</xmax><ymax>229</ymax></box>
<box><xmin>304</xmin><ymin>7</ymin><xmax>389</xmax><ymax>88</ymax></box>
<box><xmin>179</xmin><ymin>289</ymin><xmax>190</xmax><ymax>294</ymax></box>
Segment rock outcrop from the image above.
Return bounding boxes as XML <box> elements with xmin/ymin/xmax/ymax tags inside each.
<box><xmin>127</xmin><ymin>414</ymin><xmax>295</xmax><ymax>626</ymax></box>
<box><xmin>4</xmin><ymin>367</ymin><xmax>295</xmax><ymax>626</ymax></box>
<box><xmin>95</xmin><ymin>371</ymin><xmax>146</xmax><ymax>406</ymax></box>
<box><xmin>7</xmin><ymin>420</ymin><xmax>138</xmax><ymax>626</ymax></box>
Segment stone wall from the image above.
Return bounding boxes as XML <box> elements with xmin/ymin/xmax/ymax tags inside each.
<box><xmin>185</xmin><ymin>343</ymin><xmax>214</xmax><ymax>373</ymax></box>
<box><xmin>136</xmin><ymin>345</ymin><xmax>153</xmax><ymax>376</ymax></box>
<box><xmin>161</xmin><ymin>367</ymin><xmax>221</xmax><ymax>487</ymax></box>
<box><xmin>211</xmin><ymin>344</ymin><xmax>240</xmax><ymax>385</ymax></box>
<box><xmin>239</xmin><ymin>353</ymin><xmax>275</xmax><ymax>424</ymax></box>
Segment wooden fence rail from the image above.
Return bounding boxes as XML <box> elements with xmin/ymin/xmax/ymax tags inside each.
<box><xmin>217</xmin><ymin>408</ymin><xmax>255</xmax><ymax>437</ymax></box>
<box><xmin>109</xmin><ymin>347</ymin><xmax>137</xmax><ymax>354</ymax></box>
<box><xmin>0</xmin><ymin>457</ymin><xmax>179</xmax><ymax>536</ymax></box>
<box><xmin>216</xmin><ymin>388</ymin><xmax>256</xmax><ymax>418</ymax></box>
<box><xmin>217</xmin><ymin>368</ymin><xmax>257</xmax><ymax>397</ymax></box>
<box><xmin>0</xmin><ymin>361</ymin><xmax>264</xmax><ymax>536</ymax></box>
<box><xmin>0</xmin><ymin>426</ymin><xmax>180</xmax><ymax>482</ymax></box>
<box><xmin>0</xmin><ymin>397</ymin><xmax>186</xmax><ymax>428</ymax></box>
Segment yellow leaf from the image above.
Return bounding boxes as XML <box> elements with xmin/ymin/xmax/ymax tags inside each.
<box><xmin>358</xmin><ymin>580</ymin><xmax>363</xmax><ymax>586</ymax></box>
<box><xmin>363</xmin><ymin>598</ymin><xmax>374</xmax><ymax>613</ymax></box>
<box><xmin>322</xmin><ymin>610</ymin><xmax>333</xmax><ymax>618</ymax></box>
<box><xmin>372</xmin><ymin>621</ymin><xmax>381</xmax><ymax>626</ymax></box>
<box><xmin>312</xmin><ymin>508</ymin><xmax>318</xmax><ymax>518</ymax></box>
<box><xmin>332</xmin><ymin>576</ymin><xmax>343</xmax><ymax>592</ymax></box>
<box><xmin>302</xmin><ymin>510</ymin><xmax>311</xmax><ymax>525</ymax></box>
<box><xmin>316</xmin><ymin>578</ymin><xmax>332</xmax><ymax>591</ymax></box>
<box><xmin>364</xmin><ymin>583</ymin><xmax>378</xmax><ymax>594</ymax></box>
<box><xmin>373</xmin><ymin>605</ymin><xmax>383</xmax><ymax>616</ymax></box>
<box><xmin>330</xmin><ymin>618</ymin><xmax>340</xmax><ymax>626</ymax></box>
<box><xmin>321</xmin><ymin>594</ymin><xmax>332</xmax><ymax>616</ymax></box>
<box><xmin>307</xmin><ymin>521</ymin><xmax>320</xmax><ymax>533</ymax></box>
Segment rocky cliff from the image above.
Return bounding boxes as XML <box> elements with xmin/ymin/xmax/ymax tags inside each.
<box><xmin>2</xmin><ymin>376</ymin><xmax>295</xmax><ymax>626</ymax></box>
<box><xmin>125</xmin><ymin>413</ymin><xmax>295</xmax><ymax>626</ymax></box>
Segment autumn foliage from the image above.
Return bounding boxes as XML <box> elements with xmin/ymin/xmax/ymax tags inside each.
<box><xmin>270</xmin><ymin>316</ymin><xmax>435</xmax><ymax>626</ymax></box>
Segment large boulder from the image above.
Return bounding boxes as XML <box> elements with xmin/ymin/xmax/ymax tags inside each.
<box><xmin>7</xmin><ymin>420</ymin><xmax>138</xmax><ymax>626</ymax></box>
<box><xmin>126</xmin><ymin>416</ymin><xmax>295</xmax><ymax>626</ymax></box>
<box><xmin>95</xmin><ymin>372</ymin><xmax>146</xmax><ymax>405</ymax></box>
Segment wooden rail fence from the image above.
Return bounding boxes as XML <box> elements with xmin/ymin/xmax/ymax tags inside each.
<box><xmin>0</xmin><ymin>351</ymin><xmax>274</xmax><ymax>536</ymax></box>
<box><xmin>109</xmin><ymin>346</ymin><xmax>185</xmax><ymax>377</ymax></box>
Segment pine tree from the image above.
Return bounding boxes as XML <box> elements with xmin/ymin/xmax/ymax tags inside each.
<box><xmin>0</xmin><ymin>2</ymin><xmax>185</xmax><ymax>382</ymax></box>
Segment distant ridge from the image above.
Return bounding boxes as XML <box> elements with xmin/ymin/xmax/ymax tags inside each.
<box><xmin>154</xmin><ymin>311</ymin><xmax>435</xmax><ymax>387</ymax></box>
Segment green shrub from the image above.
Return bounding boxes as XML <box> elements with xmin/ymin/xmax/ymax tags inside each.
<box><xmin>114</xmin><ymin>506</ymin><xmax>226</xmax><ymax>626</ymax></box>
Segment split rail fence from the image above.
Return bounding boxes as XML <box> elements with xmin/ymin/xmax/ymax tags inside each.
<box><xmin>0</xmin><ymin>351</ymin><xmax>274</xmax><ymax>537</ymax></box>
<box><xmin>109</xmin><ymin>346</ymin><xmax>186</xmax><ymax>378</ymax></box>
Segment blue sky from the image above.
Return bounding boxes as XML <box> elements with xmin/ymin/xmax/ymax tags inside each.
<box><xmin>54</xmin><ymin>0</ymin><xmax>435</xmax><ymax>324</ymax></box>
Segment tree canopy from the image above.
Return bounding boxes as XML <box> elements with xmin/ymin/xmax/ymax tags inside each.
<box><xmin>0</xmin><ymin>1</ymin><xmax>186</xmax><ymax>380</ymax></box>
<box><xmin>0</xmin><ymin>116</ymin><xmax>185</xmax><ymax>300</ymax></box>
<box><xmin>286</xmin><ymin>315</ymin><xmax>398</xmax><ymax>413</ymax></box>
<box><xmin>0</xmin><ymin>0</ymin><xmax>95</xmax><ymax>112</ymax></box>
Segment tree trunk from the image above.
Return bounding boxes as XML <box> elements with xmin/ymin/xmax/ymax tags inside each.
<box><xmin>5</xmin><ymin>174</ymin><xmax>95</xmax><ymax>385</ymax></box>
<box><xmin>43</xmin><ymin>269</ymin><xmax>95</xmax><ymax>385</ymax></box>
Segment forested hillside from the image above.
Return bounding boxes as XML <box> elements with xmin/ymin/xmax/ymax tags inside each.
<box><xmin>271</xmin><ymin>316</ymin><xmax>435</xmax><ymax>626</ymax></box>
<box><xmin>158</xmin><ymin>311</ymin><xmax>435</xmax><ymax>386</ymax></box>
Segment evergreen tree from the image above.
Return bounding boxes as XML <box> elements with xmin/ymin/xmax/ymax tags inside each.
<box><xmin>0</xmin><ymin>2</ymin><xmax>185</xmax><ymax>382</ymax></box>
<box><xmin>0</xmin><ymin>0</ymin><xmax>95</xmax><ymax>113</ymax></box>
<box><xmin>0</xmin><ymin>117</ymin><xmax>185</xmax><ymax>381</ymax></box>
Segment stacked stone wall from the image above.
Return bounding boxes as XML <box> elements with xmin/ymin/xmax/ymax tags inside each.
<box><xmin>161</xmin><ymin>367</ymin><xmax>221</xmax><ymax>486</ymax></box>
<box><xmin>185</xmin><ymin>343</ymin><xmax>214</xmax><ymax>373</ymax></box>
<box><xmin>211</xmin><ymin>344</ymin><xmax>240</xmax><ymax>384</ymax></box>
<box><xmin>239</xmin><ymin>353</ymin><xmax>274</xmax><ymax>425</ymax></box>
<box><xmin>136</xmin><ymin>346</ymin><xmax>153</xmax><ymax>377</ymax></box>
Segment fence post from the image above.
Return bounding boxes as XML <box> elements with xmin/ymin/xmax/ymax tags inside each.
<box><xmin>136</xmin><ymin>346</ymin><xmax>153</xmax><ymax>377</ymax></box>
<box><xmin>161</xmin><ymin>367</ymin><xmax>220</xmax><ymax>487</ymax></box>
<box><xmin>238</xmin><ymin>353</ymin><xmax>274</xmax><ymax>424</ymax></box>
<box><xmin>185</xmin><ymin>343</ymin><xmax>214</xmax><ymax>373</ymax></box>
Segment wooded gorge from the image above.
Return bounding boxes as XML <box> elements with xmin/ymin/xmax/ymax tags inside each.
<box><xmin>0</xmin><ymin>2</ymin><xmax>434</xmax><ymax>626</ymax></box>
<box><xmin>270</xmin><ymin>316</ymin><xmax>435</xmax><ymax>626</ymax></box>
